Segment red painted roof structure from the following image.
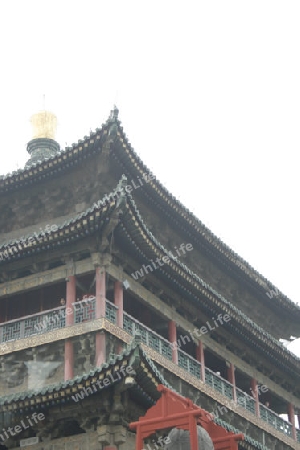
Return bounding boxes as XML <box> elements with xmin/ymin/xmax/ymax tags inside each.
<box><xmin>130</xmin><ymin>384</ymin><xmax>244</xmax><ymax>450</ymax></box>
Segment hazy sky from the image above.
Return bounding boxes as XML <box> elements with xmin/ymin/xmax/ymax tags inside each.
<box><xmin>0</xmin><ymin>1</ymin><xmax>299</xmax><ymax>355</ymax></box>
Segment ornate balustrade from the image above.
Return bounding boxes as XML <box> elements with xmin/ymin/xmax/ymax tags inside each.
<box><xmin>178</xmin><ymin>348</ymin><xmax>201</xmax><ymax>379</ymax></box>
<box><xmin>105</xmin><ymin>299</ymin><xmax>118</xmax><ymax>324</ymax></box>
<box><xmin>0</xmin><ymin>306</ymin><xmax>66</xmax><ymax>342</ymax></box>
<box><xmin>120</xmin><ymin>314</ymin><xmax>299</xmax><ymax>442</ymax></box>
<box><xmin>0</xmin><ymin>297</ymin><xmax>116</xmax><ymax>342</ymax></box>
<box><xmin>235</xmin><ymin>386</ymin><xmax>256</xmax><ymax>415</ymax></box>
<box><xmin>0</xmin><ymin>303</ymin><xmax>298</xmax><ymax>441</ymax></box>
<box><xmin>123</xmin><ymin>311</ymin><xmax>172</xmax><ymax>360</ymax></box>
<box><xmin>259</xmin><ymin>404</ymin><xmax>293</xmax><ymax>437</ymax></box>
<box><xmin>205</xmin><ymin>367</ymin><xmax>234</xmax><ymax>400</ymax></box>
<box><xmin>74</xmin><ymin>297</ymin><xmax>96</xmax><ymax>323</ymax></box>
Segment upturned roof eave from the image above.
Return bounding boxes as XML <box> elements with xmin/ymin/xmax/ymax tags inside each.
<box><xmin>1</xmin><ymin>113</ymin><xmax>298</xmax><ymax>322</ymax></box>
<box><xmin>113</xmin><ymin>124</ymin><xmax>299</xmax><ymax>318</ymax></box>
<box><xmin>0</xmin><ymin>120</ymin><xmax>111</xmax><ymax>191</ymax></box>
<box><xmin>1</xmin><ymin>178</ymin><xmax>299</xmax><ymax>374</ymax></box>
<box><xmin>0</xmin><ymin>339</ymin><xmax>169</xmax><ymax>410</ymax></box>
<box><xmin>0</xmin><ymin>180</ymin><xmax>125</xmax><ymax>262</ymax></box>
<box><xmin>120</xmin><ymin>194</ymin><xmax>300</xmax><ymax>375</ymax></box>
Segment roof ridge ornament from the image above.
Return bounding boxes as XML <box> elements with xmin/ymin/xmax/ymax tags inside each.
<box><xmin>108</xmin><ymin>105</ymin><xmax>119</xmax><ymax>122</ymax></box>
<box><xmin>132</xmin><ymin>330</ymin><xmax>142</xmax><ymax>346</ymax></box>
<box><xmin>117</xmin><ymin>174</ymin><xmax>128</xmax><ymax>190</ymax></box>
<box><xmin>115</xmin><ymin>176</ymin><xmax>128</xmax><ymax>208</ymax></box>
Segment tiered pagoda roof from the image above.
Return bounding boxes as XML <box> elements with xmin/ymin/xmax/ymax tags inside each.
<box><xmin>0</xmin><ymin>178</ymin><xmax>299</xmax><ymax>383</ymax></box>
<box><xmin>0</xmin><ymin>109</ymin><xmax>299</xmax><ymax>449</ymax></box>
<box><xmin>0</xmin><ymin>108</ymin><xmax>299</xmax><ymax>339</ymax></box>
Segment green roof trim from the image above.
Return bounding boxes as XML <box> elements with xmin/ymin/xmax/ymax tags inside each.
<box><xmin>121</xmin><ymin>192</ymin><xmax>300</xmax><ymax>370</ymax></box>
<box><xmin>0</xmin><ymin>109</ymin><xmax>299</xmax><ymax>321</ymax></box>
<box><xmin>0</xmin><ymin>176</ymin><xmax>299</xmax><ymax>372</ymax></box>
<box><xmin>0</xmin><ymin>335</ymin><xmax>170</xmax><ymax>409</ymax></box>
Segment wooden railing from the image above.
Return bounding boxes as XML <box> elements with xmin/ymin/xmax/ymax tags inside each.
<box><xmin>0</xmin><ymin>302</ymin><xmax>298</xmax><ymax>441</ymax></box>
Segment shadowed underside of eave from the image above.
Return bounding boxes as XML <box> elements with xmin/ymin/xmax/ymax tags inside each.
<box><xmin>0</xmin><ymin>182</ymin><xmax>299</xmax><ymax>381</ymax></box>
<box><xmin>112</xmin><ymin>127</ymin><xmax>300</xmax><ymax>323</ymax></box>
<box><xmin>0</xmin><ymin>112</ymin><xmax>298</xmax><ymax>326</ymax></box>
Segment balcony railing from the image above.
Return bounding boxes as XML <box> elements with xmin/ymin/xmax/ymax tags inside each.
<box><xmin>259</xmin><ymin>404</ymin><xmax>293</xmax><ymax>437</ymax></box>
<box><xmin>123</xmin><ymin>311</ymin><xmax>172</xmax><ymax>360</ymax></box>
<box><xmin>0</xmin><ymin>302</ymin><xmax>298</xmax><ymax>442</ymax></box>
<box><xmin>236</xmin><ymin>386</ymin><xmax>256</xmax><ymax>415</ymax></box>
<box><xmin>105</xmin><ymin>300</ymin><xmax>118</xmax><ymax>324</ymax></box>
<box><xmin>205</xmin><ymin>367</ymin><xmax>234</xmax><ymax>400</ymax></box>
<box><xmin>178</xmin><ymin>348</ymin><xmax>201</xmax><ymax>379</ymax></box>
<box><xmin>0</xmin><ymin>306</ymin><xmax>67</xmax><ymax>342</ymax></box>
<box><xmin>74</xmin><ymin>297</ymin><xmax>96</xmax><ymax>323</ymax></box>
<box><xmin>114</xmin><ymin>312</ymin><xmax>299</xmax><ymax>442</ymax></box>
<box><xmin>0</xmin><ymin>297</ymin><xmax>117</xmax><ymax>342</ymax></box>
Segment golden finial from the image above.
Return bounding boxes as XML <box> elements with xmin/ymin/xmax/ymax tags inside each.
<box><xmin>30</xmin><ymin>110</ymin><xmax>57</xmax><ymax>140</ymax></box>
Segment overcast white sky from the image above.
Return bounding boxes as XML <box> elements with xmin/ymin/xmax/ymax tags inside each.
<box><xmin>0</xmin><ymin>1</ymin><xmax>299</xmax><ymax>355</ymax></box>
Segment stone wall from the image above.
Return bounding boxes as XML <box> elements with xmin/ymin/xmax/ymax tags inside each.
<box><xmin>10</xmin><ymin>432</ymin><xmax>99</xmax><ymax>450</ymax></box>
<box><xmin>0</xmin><ymin>332</ymin><xmax>124</xmax><ymax>398</ymax></box>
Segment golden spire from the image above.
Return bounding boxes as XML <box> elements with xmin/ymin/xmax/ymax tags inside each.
<box><xmin>25</xmin><ymin>109</ymin><xmax>60</xmax><ymax>168</ymax></box>
<box><xmin>30</xmin><ymin>110</ymin><xmax>57</xmax><ymax>140</ymax></box>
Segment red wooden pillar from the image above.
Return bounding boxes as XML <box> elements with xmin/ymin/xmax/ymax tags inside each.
<box><xmin>114</xmin><ymin>280</ymin><xmax>124</xmax><ymax>354</ymax></box>
<box><xmin>189</xmin><ymin>414</ymin><xmax>199</xmax><ymax>450</ymax></box>
<box><xmin>227</xmin><ymin>363</ymin><xmax>237</xmax><ymax>402</ymax></box>
<box><xmin>288</xmin><ymin>403</ymin><xmax>296</xmax><ymax>440</ymax></box>
<box><xmin>196</xmin><ymin>341</ymin><xmax>205</xmax><ymax>382</ymax></box>
<box><xmin>114</xmin><ymin>281</ymin><xmax>123</xmax><ymax>328</ymax></box>
<box><xmin>64</xmin><ymin>275</ymin><xmax>76</xmax><ymax>380</ymax></box>
<box><xmin>95</xmin><ymin>267</ymin><xmax>106</xmax><ymax>366</ymax></box>
<box><xmin>250</xmin><ymin>378</ymin><xmax>260</xmax><ymax>417</ymax></box>
<box><xmin>168</xmin><ymin>320</ymin><xmax>178</xmax><ymax>364</ymax></box>
<box><xmin>95</xmin><ymin>267</ymin><xmax>106</xmax><ymax>319</ymax></box>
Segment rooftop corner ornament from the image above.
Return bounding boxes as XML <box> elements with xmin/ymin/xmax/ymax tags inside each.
<box><xmin>129</xmin><ymin>385</ymin><xmax>244</xmax><ymax>450</ymax></box>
